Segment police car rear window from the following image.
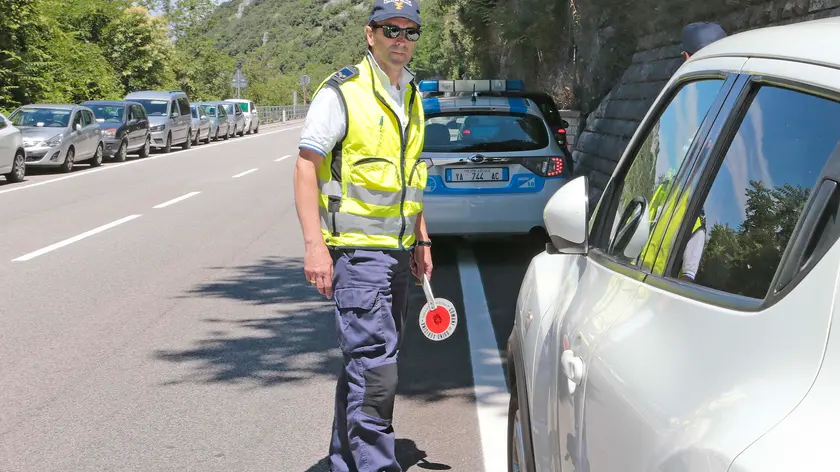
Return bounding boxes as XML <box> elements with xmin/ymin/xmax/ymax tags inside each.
<box><xmin>423</xmin><ymin>113</ymin><xmax>548</xmax><ymax>153</ymax></box>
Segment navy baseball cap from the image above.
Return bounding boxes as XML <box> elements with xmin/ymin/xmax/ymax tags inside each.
<box><xmin>681</xmin><ymin>22</ymin><xmax>727</xmax><ymax>55</ymax></box>
<box><xmin>369</xmin><ymin>0</ymin><xmax>421</xmax><ymax>27</ymax></box>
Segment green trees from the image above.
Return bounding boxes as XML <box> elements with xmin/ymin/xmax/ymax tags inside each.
<box><xmin>0</xmin><ymin>0</ymin><xmax>471</xmax><ymax>111</ymax></box>
<box><xmin>696</xmin><ymin>181</ymin><xmax>811</xmax><ymax>299</ymax></box>
<box><xmin>0</xmin><ymin>0</ymin><xmax>176</xmax><ymax>112</ymax></box>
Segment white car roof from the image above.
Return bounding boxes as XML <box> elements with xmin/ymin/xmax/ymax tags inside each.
<box><xmin>691</xmin><ymin>17</ymin><xmax>840</xmax><ymax>68</ymax></box>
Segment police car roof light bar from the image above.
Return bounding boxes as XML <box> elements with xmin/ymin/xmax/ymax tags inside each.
<box><xmin>418</xmin><ymin>79</ymin><xmax>525</xmax><ymax>93</ymax></box>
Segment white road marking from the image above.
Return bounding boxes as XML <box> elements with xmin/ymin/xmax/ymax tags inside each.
<box><xmin>457</xmin><ymin>246</ymin><xmax>510</xmax><ymax>472</ymax></box>
<box><xmin>275</xmin><ymin>154</ymin><xmax>293</xmax><ymax>162</ymax></box>
<box><xmin>0</xmin><ymin>125</ymin><xmax>303</xmax><ymax>196</ymax></box>
<box><xmin>232</xmin><ymin>168</ymin><xmax>259</xmax><ymax>178</ymax></box>
<box><xmin>152</xmin><ymin>191</ymin><xmax>201</xmax><ymax>209</ymax></box>
<box><xmin>11</xmin><ymin>214</ymin><xmax>143</xmax><ymax>262</ymax></box>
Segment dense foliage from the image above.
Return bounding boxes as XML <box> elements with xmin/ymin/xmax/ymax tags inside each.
<box><xmin>0</xmin><ymin>0</ymin><xmax>479</xmax><ymax>113</ymax></box>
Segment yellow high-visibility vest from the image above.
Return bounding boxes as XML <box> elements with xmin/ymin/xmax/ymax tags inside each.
<box><xmin>313</xmin><ymin>55</ymin><xmax>426</xmax><ymax>250</ymax></box>
<box><xmin>640</xmin><ymin>179</ymin><xmax>705</xmax><ymax>274</ymax></box>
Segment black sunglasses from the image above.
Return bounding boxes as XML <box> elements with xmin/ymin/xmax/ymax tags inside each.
<box><xmin>371</xmin><ymin>24</ymin><xmax>421</xmax><ymax>41</ymax></box>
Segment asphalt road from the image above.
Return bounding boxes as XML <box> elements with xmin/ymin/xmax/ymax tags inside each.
<box><xmin>0</xmin><ymin>122</ymin><xmax>547</xmax><ymax>472</ymax></box>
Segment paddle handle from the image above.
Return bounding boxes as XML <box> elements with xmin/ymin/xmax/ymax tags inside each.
<box><xmin>422</xmin><ymin>274</ymin><xmax>437</xmax><ymax>310</ymax></box>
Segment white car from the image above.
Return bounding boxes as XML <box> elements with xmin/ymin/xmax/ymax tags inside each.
<box><xmin>224</xmin><ymin>99</ymin><xmax>259</xmax><ymax>134</ymax></box>
<box><xmin>419</xmin><ymin>79</ymin><xmax>573</xmax><ymax>237</ymax></box>
<box><xmin>0</xmin><ymin>112</ymin><xmax>26</xmax><ymax>183</ymax></box>
<box><xmin>508</xmin><ymin>17</ymin><xmax>840</xmax><ymax>472</ymax></box>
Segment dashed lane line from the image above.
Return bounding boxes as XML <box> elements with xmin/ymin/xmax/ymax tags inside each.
<box><xmin>11</xmin><ymin>214</ymin><xmax>143</xmax><ymax>262</ymax></box>
<box><xmin>232</xmin><ymin>168</ymin><xmax>259</xmax><ymax>179</ymax></box>
<box><xmin>152</xmin><ymin>191</ymin><xmax>201</xmax><ymax>209</ymax></box>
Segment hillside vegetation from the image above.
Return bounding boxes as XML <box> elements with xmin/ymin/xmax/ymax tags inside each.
<box><xmin>0</xmin><ymin>0</ymin><xmax>481</xmax><ymax>112</ymax></box>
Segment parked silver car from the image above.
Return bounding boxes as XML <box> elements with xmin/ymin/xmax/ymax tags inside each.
<box><xmin>124</xmin><ymin>90</ymin><xmax>193</xmax><ymax>153</ymax></box>
<box><xmin>189</xmin><ymin>104</ymin><xmax>211</xmax><ymax>145</ymax></box>
<box><xmin>224</xmin><ymin>98</ymin><xmax>259</xmax><ymax>134</ymax></box>
<box><xmin>0</xmin><ymin>112</ymin><xmax>26</xmax><ymax>183</ymax></box>
<box><xmin>8</xmin><ymin>104</ymin><xmax>103</xmax><ymax>173</ymax></box>
<box><xmin>195</xmin><ymin>102</ymin><xmax>231</xmax><ymax>141</ymax></box>
<box><xmin>220</xmin><ymin>102</ymin><xmax>246</xmax><ymax>137</ymax></box>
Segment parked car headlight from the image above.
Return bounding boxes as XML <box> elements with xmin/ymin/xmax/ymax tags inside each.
<box><xmin>44</xmin><ymin>135</ymin><xmax>63</xmax><ymax>147</ymax></box>
<box><xmin>103</xmin><ymin>128</ymin><xmax>117</xmax><ymax>139</ymax></box>
<box><xmin>24</xmin><ymin>140</ymin><xmax>42</xmax><ymax>148</ymax></box>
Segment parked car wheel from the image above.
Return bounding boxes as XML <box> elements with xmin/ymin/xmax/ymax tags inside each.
<box><xmin>90</xmin><ymin>143</ymin><xmax>103</xmax><ymax>167</ymax></box>
<box><xmin>182</xmin><ymin>129</ymin><xmax>192</xmax><ymax>149</ymax></box>
<box><xmin>5</xmin><ymin>150</ymin><xmax>25</xmax><ymax>183</ymax></box>
<box><xmin>162</xmin><ymin>133</ymin><xmax>172</xmax><ymax>153</ymax></box>
<box><xmin>115</xmin><ymin>140</ymin><xmax>128</xmax><ymax>162</ymax></box>
<box><xmin>204</xmin><ymin>129</ymin><xmax>211</xmax><ymax>144</ymax></box>
<box><xmin>138</xmin><ymin>136</ymin><xmax>151</xmax><ymax>158</ymax></box>
<box><xmin>61</xmin><ymin>147</ymin><xmax>75</xmax><ymax>173</ymax></box>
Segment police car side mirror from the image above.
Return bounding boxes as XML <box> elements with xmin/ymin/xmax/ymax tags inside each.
<box><xmin>543</xmin><ymin>176</ymin><xmax>589</xmax><ymax>255</ymax></box>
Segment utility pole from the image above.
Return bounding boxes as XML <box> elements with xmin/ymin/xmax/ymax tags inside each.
<box><xmin>232</xmin><ymin>63</ymin><xmax>247</xmax><ymax>99</ymax></box>
<box><xmin>300</xmin><ymin>75</ymin><xmax>310</xmax><ymax>106</ymax></box>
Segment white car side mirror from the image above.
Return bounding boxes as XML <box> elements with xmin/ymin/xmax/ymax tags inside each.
<box><xmin>543</xmin><ymin>175</ymin><xmax>589</xmax><ymax>254</ymax></box>
<box><xmin>609</xmin><ymin>196</ymin><xmax>651</xmax><ymax>260</ymax></box>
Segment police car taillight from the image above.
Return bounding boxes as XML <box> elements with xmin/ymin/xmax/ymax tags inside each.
<box><xmin>521</xmin><ymin>156</ymin><xmax>564</xmax><ymax>178</ymax></box>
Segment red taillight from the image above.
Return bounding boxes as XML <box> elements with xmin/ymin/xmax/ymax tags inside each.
<box><xmin>463</xmin><ymin>129</ymin><xmax>471</xmax><ymax>135</ymax></box>
<box><xmin>521</xmin><ymin>156</ymin><xmax>564</xmax><ymax>177</ymax></box>
<box><xmin>557</xmin><ymin>128</ymin><xmax>566</xmax><ymax>134</ymax></box>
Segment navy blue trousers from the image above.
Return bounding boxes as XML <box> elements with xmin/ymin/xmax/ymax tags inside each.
<box><xmin>329</xmin><ymin>248</ymin><xmax>411</xmax><ymax>472</ymax></box>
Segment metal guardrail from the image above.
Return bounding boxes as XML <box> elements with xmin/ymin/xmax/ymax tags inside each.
<box><xmin>255</xmin><ymin>105</ymin><xmax>310</xmax><ymax>124</ymax></box>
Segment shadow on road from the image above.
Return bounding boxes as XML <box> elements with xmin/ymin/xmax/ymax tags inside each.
<box><xmin>155</xmin><ymin>242</ymin><xmax>514</xmax><ymax>402</ymax></box>
<box><xmin>302</xmin><ymin>439</ymin><xmax>452</xmax><ymax>471</ymax></box>
<box><xmin>153</xmin><ymin>256</ymin><xmax>339</xmax><ymax>387</ymax></box>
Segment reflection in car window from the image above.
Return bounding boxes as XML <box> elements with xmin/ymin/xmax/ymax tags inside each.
<box><xmin>205</xmin><ymin>106</ymin><xmax>216</xmax><ymax>117</ymax></box>
<box><xmin>134</xmin><ymin>100</ymin><xmax>169</xmax><ymax>117</ymax></box>
<box><xmin>423</xmin><ymin>113</ymin><xmax>549</xmax><ymax>153</ymax></box>
<box><xmin>682</xmin><ymin>86</ymin><xmax>840</xmax><ymax>299</ymax></box>
<box><xmin>90</xmin><ymin>106</ymin><xmax>125</xmax><ymax>123</ymax></box>
<box><xmin>9</xmin><ymin>108</ymin><xmax>72</xmax><ymax>128</ymax></box>
<box><xmin>600</xmin><ymin>79</ymin><xmax>724</xmax><ymax>267</ymax></box>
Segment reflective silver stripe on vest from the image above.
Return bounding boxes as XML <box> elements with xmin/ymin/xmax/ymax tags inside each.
<box><xmin>320</xmin><ymin>207</ymin><xmax>417</xmax><ymax>236</ymax></box>
<box><xmin>319</xmin><ymin>180</ymin><xmax>425</xmax><ymax>206</ymax></box>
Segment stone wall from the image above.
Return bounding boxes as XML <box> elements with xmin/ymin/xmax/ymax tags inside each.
<box><xmin>573</xmin><ymin>0</ymin><xmax>840</xmax><ymax>202</ymax></box>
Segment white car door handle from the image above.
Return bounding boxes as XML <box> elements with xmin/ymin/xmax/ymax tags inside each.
<box><xmin>561</xmin><ymin>350</ymin><xmax>584</xmax><ymax>384</ymax></box>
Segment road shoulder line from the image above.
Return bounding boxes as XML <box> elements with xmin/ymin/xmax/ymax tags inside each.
<box><xmin>457</xmin><ymin>245</ymin><xmax>510</xmax><ymax>472</ymax></box>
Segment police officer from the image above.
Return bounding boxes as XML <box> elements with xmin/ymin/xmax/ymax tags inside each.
<box><xmin>292</xmin><ymin>0</ymin><xmax>430</xmax><ymax>470</ymax></box>
<box><xmin>681</xmin><ymin>21</ymin><xmax>727</xmax><ymax>59</ymax></box>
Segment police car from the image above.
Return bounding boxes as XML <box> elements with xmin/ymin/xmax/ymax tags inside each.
<box><xmin>419</xmin><ymin>79</ymin><xmax>573</xmax><ymax>237</ymax></box>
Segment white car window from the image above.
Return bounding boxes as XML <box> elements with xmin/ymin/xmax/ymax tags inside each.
<box><xmin>670</xmin><ymin>85</ymin><xmax>840</xmax><ymax>298</ymax></box>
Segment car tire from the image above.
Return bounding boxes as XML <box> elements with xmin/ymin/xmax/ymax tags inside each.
<box><xmin>5</xmin><ymin>150</ymin><xmax>25</xmax><ymax>183</ymax></box>
<box><xmin>61</xmin><ymin>147</ymin><xmax>75</xmax><ymax>173</ymax></box>
<box><xmin>204</xmin><ymin>130</ymin><xmax>211</xmax><ymax>144</ymax></box>
<box><xmin>507</xmin><ymin>350</ymin><xmax>536</xmax><ymax>472</ymax></box>
<box><xmin>214</xmin><ymin>129</ymin><xmax>220</xmax><ymax>141</ymax></box>
<box><xmin>253</xmin><ymin>126</ymin><xmax>259</xmax><ymax>134</ymax></box>
<box><xmin>89</xmin><ymin>143</ymin><xmax>103</xmax><ymax>167</ymax></box>
<box><xmin>182</xmin><ymin>129</ymin><xmax>192</xmax><ymax>149</ymax></box>
<box><xmin>162</xmin><ymin>133</ymin><xmax>172</xmax><ymax>153</ymax></box>
<box><xmin>115</xmin><ymin>140</ymin><xmax>128</xmax><ymax>162</ymax></box>
<box><xmin>138</xmin><ymin>136</ymin><xmax>151</xmax><ymax>158</ymax></box>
